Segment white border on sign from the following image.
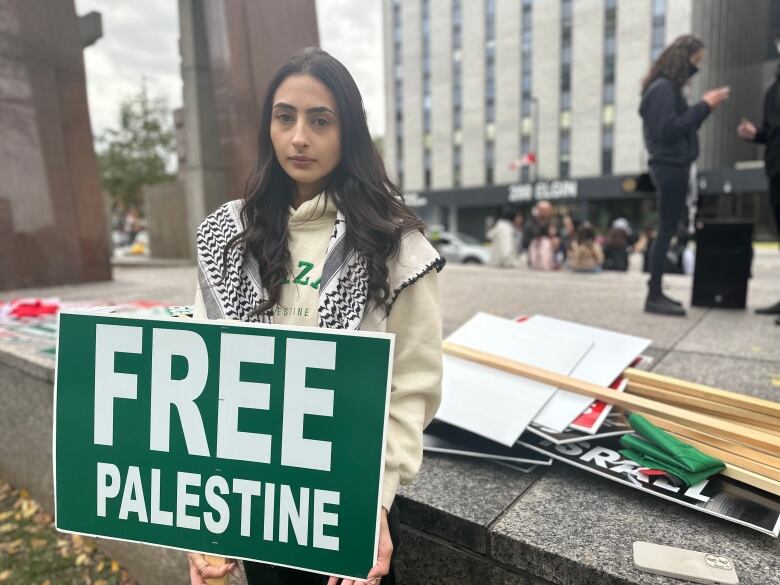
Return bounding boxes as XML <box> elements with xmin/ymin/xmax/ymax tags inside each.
<box><xmin>52</xmin><ymin>310</ymin><xmax>396</xmax><ymax>581</ymax></box>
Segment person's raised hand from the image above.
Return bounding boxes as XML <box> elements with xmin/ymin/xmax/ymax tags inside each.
<box><xmin>187</xmin><ymin>553</ymin><xmax>238</xmax><ymax>585</ymax></box>
<box><xmin>702</xmin><ymin>86</ymin><xmax>730</xmax><ymax>109</ymax></box>
<box><xmin>326</xmin><ymin>508</ymin><xmax>392</xmax><ymax>585</ymax></box>
<box><xmin>737</xmin><ymin>118</ymin><xmax>757</xmax><ymax>140</ymax></box>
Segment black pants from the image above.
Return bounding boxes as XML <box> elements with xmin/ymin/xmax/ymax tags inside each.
<box><xmin>769</xmin><ymin>174</ymin><xmax>780</xmax><ymax>241</ymax></box>
<box><xmin>244</xmin><ymin>506</ymin><xmax>401</xmax><ymax>585</ymax></box>
<box><xmin>648</xmin><ymin>163</ymin><xmax>690</xmax><ymax>297</ymax></box>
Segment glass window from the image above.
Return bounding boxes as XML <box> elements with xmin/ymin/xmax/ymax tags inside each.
<box><xmin>602</xmin><ymin>148</ymin><xmax>613</xmax><ymax>175</ymax></box>
<box><xmin>605</xmin><ymin>36</ymin><xmax>616</xmax><ymax>56</ymax></box>
<box><xmin>602</xmin><ymin>125</ymin><xmax>614</xmax><ymax>148</ymax></box>
<box><xmin>522</xmin><ymin>30</ymin><xmax>533</xmax><ymax>51</ymax></box>
<box><xmin>653</xmin><ymin>0</ymin><xmax>665</xmax><ymax>17</ymax></box>
<box><xmin>522</xmin><ymin>98</ymin><xmax>532</xmax><ymax>116</ymax></box>
<box><xmin>560</xmin><ymin>130</ymin><xmax>570</xmax><ymax>154</ymax></box>
<box><xmin>604</xmin><ymin>56</ymin><xmax>615</xmax><ymax>83</ymax></box>
<box><xmin>604</xmin><ymin>82</ymin><xmax>615</xmax><ymax>104</ymax></box>
<box><xmin>561</xmin><ymin>66</ymin><xmax>571</xmax><ymax>91</ymax></box>
<box><xmin>561</xmin><ymin>0</ymin><xmax>572</xmax><ymax>21</ymax></box>
<box><xmin>559</xmin><ymin>159</ymin><xmax>570</xmax><ymax>179</ymax></box>
<box><xmin>561</xmin><ymin>91</ymin><xmax>571</xmax><ymax>110</ymax></box>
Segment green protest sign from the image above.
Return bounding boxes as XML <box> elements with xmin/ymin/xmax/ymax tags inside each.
<box><xmin>54</xmin><ymin>312</ymin><xmax>394</xmax><ymax>580</ymax></box>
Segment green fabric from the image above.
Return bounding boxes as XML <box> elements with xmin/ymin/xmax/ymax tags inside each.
<box><xmin>619</xmin><ymin>413</ymin><xmax>725</xmax><ymax>487</ymax></box>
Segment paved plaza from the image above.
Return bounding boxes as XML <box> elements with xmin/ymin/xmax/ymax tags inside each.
<box><xmin>5</xmin><ymin>248</ymin><xmax>779</xmax><ymax>401</ymax></box>
<box><xmin>1</xmin><ymin>249</ymin><xmax>779</xmax><ymax>584</ymax></box>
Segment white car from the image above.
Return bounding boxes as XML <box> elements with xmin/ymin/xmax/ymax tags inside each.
<box><xmin>430</xmin><ymin>231</ymin><xmax>491</xmax><ymax>265</ymax></box>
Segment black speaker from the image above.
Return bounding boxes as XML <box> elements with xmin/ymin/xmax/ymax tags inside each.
<box><xmin>692</xmin><ymin>221</ymin><xmax>753</xmax><ymax>309</ymax></box>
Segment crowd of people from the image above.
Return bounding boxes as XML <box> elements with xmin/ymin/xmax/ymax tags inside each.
<box><xmin>486</xmin><ymin>200</ymin><xmax>658</xmax><ymax>275</ymax></box>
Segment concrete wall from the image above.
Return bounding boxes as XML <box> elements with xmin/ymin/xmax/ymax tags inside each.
<box><xmin>384</xmin><ymin>0</ymin><xmax>398</xmax><ymax>183</ymax></box>
<box><xmin>493</xmin><ymin>0</ymin><xmax>522</xmax><ymax>185</ymax></box>
<box><xmin>430</xmin><ymin>0</ymin><xmax>454</xmax><ymax>189</ymax></box>
<box><xmin>461</xmin><ymin>0</ymin><xmax>486</xmax><ymax>187</ymax></box>
<box><xmin>613</xmin><ymin>0</ymin><xmax>652</xmax><ymax>175</ymax></box>
<box><xmin>570</xmin><ymin>0</ymin><xmax>605</xmax><ymax>178</ymax></box>
<box><xmin>532</xmin><ymin>0</ymin><xmax>561</xmax><ymax>180</ymax></box>
<box><xmin>401</xmin><ymin>0</ymin><xmax>424</xmax><ymax>191</ymax></box>
<box><xmin>0</xmin><ymin>0</ymin><xmax>111</xmax><ymax>290</ymax></box>
<box><xmin>143</xmin><ymin>181</ymin><xmax>191</xmax><ymax>259</ymax></box>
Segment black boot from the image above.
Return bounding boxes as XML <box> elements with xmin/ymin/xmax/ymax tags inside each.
<box><xmin>645</xmin><ymin>293</ymin><xmax>686</xmax><ymax>317</ymax></box>
<box><xmin>755</xmin><ymin>300</ymin><xmax>780</xmax><ymax>315</ymax></box>
<box><xmin>660</xmin><ymin>292</ymin><xmax>683</xmax><ymax>307</ymax></box>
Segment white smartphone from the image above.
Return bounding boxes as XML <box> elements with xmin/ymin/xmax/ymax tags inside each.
<box><xmin>633</xmin><ymin>541</ymin><xmax>739</xmax><ymax>584</ymax></box>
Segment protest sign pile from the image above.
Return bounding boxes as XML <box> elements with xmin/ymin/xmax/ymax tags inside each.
<box><xmin>426</xmin><ymin>313</ymin><xmax>780</xmax><ymax>537</ymax></box>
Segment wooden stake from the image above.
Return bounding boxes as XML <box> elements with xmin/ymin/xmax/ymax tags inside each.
<box><xmin>719</xmin><ymin>464</ymin><xmax>780</xmax><ymax>497</ymax></box>
<box><xmin>623</xmin><ymin>368</ymin><xmax>780</xmax><ymax>418</ymax></box>
<box><xmin>662</xmin><ymin>429</ymin><xmax>780</xmax><ymax>483</ymax></box>
<box><xmin>641</xmin><ymin>414</ymin><xmax>780</xmax><ymax>470</ymax></box>
<box><xmin>442</xmin><ymin>341</ymin><xmax>780</xmax><ymax>457</ymax></box>
<box><xmin>626</xmin><ymin>381</ymin><xmax>780</xmax><ymax>434</ymax></box>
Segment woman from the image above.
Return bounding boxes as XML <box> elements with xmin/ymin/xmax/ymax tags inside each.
<box><xmin>639</xmin><ymin>35</ymin><xmax>729</xmax><ymax>316</ymax></box>
<box><xmin>486</xmin><ymin>207</ymin><xmax>520</xmax><ymax>267</ymax></box>
<box><xmin>188</xmin><ymin>47</ymin><xmax>444</xmax><ymax>585</ymax></box>
<box><xmin>566</xmin><ymin>222</ymin><xmax>603</xmax><ymax>273</ymax></box>
<box><xmin>602</xmin><ymin>226</ymin><xmax>629</xmax><ymax>272</ymax></box>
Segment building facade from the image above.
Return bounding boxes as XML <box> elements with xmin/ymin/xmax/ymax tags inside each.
<box><xmin>383</xmin><ymin>0</ymin><xmax>779</xmax><ymax>240</ymax></box>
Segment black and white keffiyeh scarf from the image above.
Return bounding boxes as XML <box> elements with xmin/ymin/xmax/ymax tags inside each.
<box><xmin>196</xmin><ymin>200</ymin><xmax>444</xmax><ymax>330</ymax></box>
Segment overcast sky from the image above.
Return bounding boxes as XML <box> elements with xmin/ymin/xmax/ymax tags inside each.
<box><xmin>74</xmin><ymin>0</ymin><xmax>385</xmax><ymax>139</ymax></box>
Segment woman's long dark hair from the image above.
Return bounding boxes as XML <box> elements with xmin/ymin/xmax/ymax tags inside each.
<box><xmin>642</xmin><ymin>34</ymin><xmax>705</xmax><ymax>92</ymax></box>
<box><xmin>223</xmin><ymin>47</ymin><xmax>425</xmax><ymax>317</ymax></box>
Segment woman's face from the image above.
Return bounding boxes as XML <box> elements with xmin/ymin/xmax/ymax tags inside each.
<box><xmin>690</xmin><ymin>48</ymin><xmax>705</xmax><ymax>67</ymax></box>
<box><xmin>270</xmin><ymin>74</ymin><xmax>341</xmax><ymax>193</ymax></box>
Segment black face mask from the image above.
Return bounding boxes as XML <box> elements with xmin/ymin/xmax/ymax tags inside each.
<box><xmin>688</xmin><ymin>62</ymin><xmax>699</xmax><ymax>78</ymax></box>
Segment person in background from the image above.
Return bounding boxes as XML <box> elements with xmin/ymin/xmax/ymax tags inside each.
<box><xmin>640</xmin><ymin>34</ymin><xmax>729</xmax><ymax>316</ymax></box>
<box><xmin>567</xmin><ymin>222</ymin><xmax>604</xmax><ymax>273</ymax></box>
<box><xmin>559</xmin><ymin>214</ymin><xmax>577</xmax><ymax>263</ymax></box>
<box><xmin>634</xmin><ymin>225</ymin><xmax>656</xmax><ymax>273</ymax></box>
<box><xmin>487</xmin><ymin>207</ymin><xmax>520</xmax><ymax>267</ymax></box>
<box><xmin>513</xmin><ymin>210</ymin><xmax>526</xmax><ymax>256</ymax></box>
<box><xmin>528</xmin><ymin>222</ymin><xmax>558</xmax><ymax>271</ymax></box>
<box><xmin>737</xmin><ymin>36</ymin><xmax>780</xmax><ymax>324</ymax></box>
<box><xmin>522</xmin><ymin>199</ymin><xmax>556</xmax><ymax>251</ymax></box>
<box><xmin>602</xmin><ymin>226</ymin><xmax>630</xmax><ymax>271</ymax></box>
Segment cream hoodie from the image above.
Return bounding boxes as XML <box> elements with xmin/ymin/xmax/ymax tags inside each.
<box><xmin>193</xmin><ymin>193</ymin><xmax>443</xmax><ymax>510</ymax></box>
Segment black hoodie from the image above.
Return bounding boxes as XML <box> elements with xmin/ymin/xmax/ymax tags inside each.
<box><xmin>639</xmin><ymin>76</ymin><xmax>711</xmax><ymax>166</ymax></box>
<box><xmin>753</xmin><ymin>65</ymin><xmax>780</xmax><ymax>178</ymax></box>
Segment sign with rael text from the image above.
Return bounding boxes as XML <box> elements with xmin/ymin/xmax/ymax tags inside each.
<box><xmin>53</xmin><ymin>312</ymin><xmax>394</xmax><ymax>580</ymax></box>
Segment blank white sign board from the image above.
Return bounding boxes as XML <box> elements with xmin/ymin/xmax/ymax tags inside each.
<box><xmin>437</xmin><ymin>313</ymin><xmax>592</xmax><ymax>446</ymax></box>
<box><xmin>525</xmin><ymin>315</ymin><xmax>652</xmax><ymax>432</ymax></box>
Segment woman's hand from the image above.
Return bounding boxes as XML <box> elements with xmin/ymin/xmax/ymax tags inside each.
<box><xmin>326</xmin><ymin>508</ymin><xmax>393</xmax><ymax>585</ymax></box>
<box><xmin>702</xmin><ymin>86</ymin><xmax>730</xmax><ymax>109</ymax></box>
<box><xmin>737</xmin><ymin>118</ymin><xmax>757</xmax><ymax>141</ymax></box>
<box><xmin>187</xmin><ymin>553</ymin><xmax>238</xmax><ymax>585</ymax></box>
